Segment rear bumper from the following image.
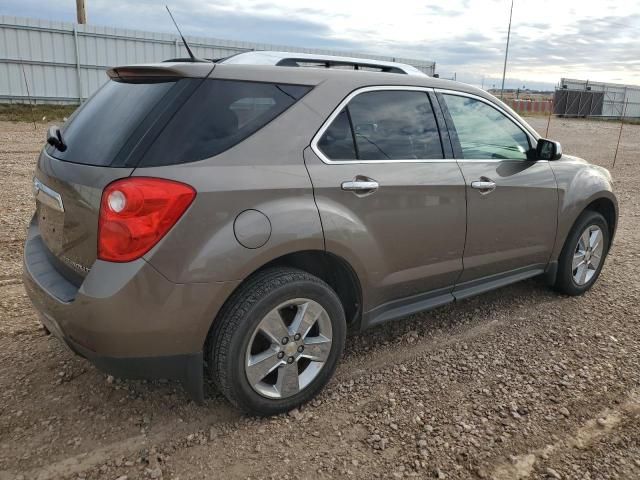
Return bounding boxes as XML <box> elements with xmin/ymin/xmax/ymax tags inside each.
<box><xmin>39</xmin><ymin>310</ymin><xmax>205</xmax><ymax>401</ymax></box>
<box><xmin>23</xmin><ymin>221</ymin><xmax>239</xmax><ymax>402</ymax></box>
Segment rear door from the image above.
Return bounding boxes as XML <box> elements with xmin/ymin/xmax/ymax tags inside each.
<box><xmin>437</xmin><ymin>91</ymin><xmax>558</xmax><ymax>291</ymax></box>
<box><xmin>305</xmin><ymin>87</ymin><xmax>467</xmax><ymax>316</ymax></box>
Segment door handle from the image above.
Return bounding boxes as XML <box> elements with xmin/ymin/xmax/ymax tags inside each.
<box><xmin>341</xmin><ymin>180</ymin><xmax>379</xmax><ymax>192</ymax></box>
<box><xmin>471</xmin><ymin>179</ymin><xmax>496</xmax><ymax>194</ymax></box>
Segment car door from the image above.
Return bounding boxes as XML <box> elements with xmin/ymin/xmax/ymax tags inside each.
<box><xmin>436</xmin><ymin>91</ymin><xmax>558</xmax><ymax>295</ymax></box>
<box><xmin>304</xmin><ymin>87</ymin><xmax>467</xmax><ymax>322</ymax></box>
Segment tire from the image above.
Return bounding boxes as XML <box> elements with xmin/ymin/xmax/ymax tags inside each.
<box><xmin>208</xmin><ymin>267</ymin><xmax>346</xmax><ymax>416</ymax></box>
<box><xmin>555</xmin><ymin>210</ymin><xmax>610</xmax><ymax>296</ymax></box>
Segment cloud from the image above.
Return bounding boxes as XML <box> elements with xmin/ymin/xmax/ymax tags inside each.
<box><xmin>1</xmin><ymin>0</ymin><xmax>639</xmax><ymax>88</ymax></box>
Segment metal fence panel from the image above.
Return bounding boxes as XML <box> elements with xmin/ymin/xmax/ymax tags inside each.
<box><xmin>0</xmin><ymin>15</ymin><xmax>436</xmax><ymax>104</ymax></box>
<box><xmin>557</xmin><ymin>78</ymin><xmax>640</xmax><ymax>119</ymax></box>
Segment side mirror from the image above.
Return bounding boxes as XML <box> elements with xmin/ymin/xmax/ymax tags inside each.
<box><xmin>536</xmin><ymin>138</ymin><xmax>562</xmax><ymax>161</ymax></box>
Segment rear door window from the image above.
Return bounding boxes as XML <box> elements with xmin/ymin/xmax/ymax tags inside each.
<box><xmin>139</xmin><ymin>80</ymin><xmax>311</xmax><ymax>166</ymax></box>
<box><xmin>317</xmin><ymin>90</ymin><xmax>443</xmax><ymax>161</ymax></box>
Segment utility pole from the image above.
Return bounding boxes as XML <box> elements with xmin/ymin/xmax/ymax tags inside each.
<box><xmin>76</xmin><ymin>0</ymin><xmax>87</xmax><ymax>24</ymax></box>
<box><xmin>500</xmin><ymin>0</ymin><xmax>514</xmax><ymax>100</ymax></box>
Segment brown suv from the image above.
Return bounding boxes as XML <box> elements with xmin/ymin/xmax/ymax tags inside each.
<box><xmin>23</xmin><ymin>53</ymin><xmax>617</xmax><ymax>416</ymax></box>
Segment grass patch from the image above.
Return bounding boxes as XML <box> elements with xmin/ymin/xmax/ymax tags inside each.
<box><xmin>0</xmin><ymin>104</ymin><xmax>78</xmax><ymax>123</ymax></box>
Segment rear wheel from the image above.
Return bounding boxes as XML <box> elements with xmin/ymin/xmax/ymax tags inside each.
<box><xmin>555</xmin><ymin>210</ymin><xmax>610</xmax><ymax>296</ymax></box>
<box><xmin>209</xmin><ymin>268</ymin><xmax>346</xmax><ymax>416</ymax></box>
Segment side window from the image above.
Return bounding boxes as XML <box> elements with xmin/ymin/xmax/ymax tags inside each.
<box><xmin>317</xmin><ymin>90</ymin><xmax>443</xmax><ymax>161</ymax></box>
<box><xmin>139</xmin><ymin>80</ymin><xmax>310</xmax><ymax>166</ymax></box>
<box><xmin>349</xmin><ymin>91</ymin><xmax>442</xmax><ymax>160</ymax></box>
<box><xmin>442</xmin><ymin>94</ymin><xmax>531</xmax><ymax>160</ymax></box>
<box><xmin>317</xmin><ymin>109</ymin><xmax>357</xmax><ymax>160</ymax></box>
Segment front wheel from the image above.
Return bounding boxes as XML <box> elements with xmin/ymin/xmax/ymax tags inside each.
<box><xmin>555</xmin><ymin>210</ymin><xmax>610</xmax><ymax>296</ymax></box>
<box><xmin>209</xmin><ymin>268</ymin><xmax>346</xmax><ymax>416</ymax></box>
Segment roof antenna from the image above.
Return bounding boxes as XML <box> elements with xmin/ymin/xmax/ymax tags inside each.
<box><xmin>165</xmin><ymin>5</ymin><xmax>197</xmax><ymax>61</ymax></box>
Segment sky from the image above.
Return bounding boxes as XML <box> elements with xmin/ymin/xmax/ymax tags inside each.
<box><xmin>3</xmin><ymin>0</ymin><xmax>640</xmax><ymax>90</ymax></box>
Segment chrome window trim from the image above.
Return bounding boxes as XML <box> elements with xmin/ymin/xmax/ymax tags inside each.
<box><xmin>310</xmin><ymin>85</ymin><xmax>455</xmax><ymax>165</ymax></box>
<box><xmin>310</xmin><ymin>85</ymin><xmax>543</xmax><ymax>165</ymax></box>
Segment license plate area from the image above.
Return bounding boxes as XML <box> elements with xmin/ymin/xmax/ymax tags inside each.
<box><xmin>37</xmin><ymin>202</ymin><xmax>65</xmax><ymax>252</ymax></box>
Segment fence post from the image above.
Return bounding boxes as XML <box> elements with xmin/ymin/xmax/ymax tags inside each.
<box><xmin>73</xmin><ymin>24</ymin><xmax>83</xmax><ymax>104</ymax></box>
<box><xmin>545</xmin><ymin>99</ymin><xmax>554</xmax><ymax>137</ymax></box>
<box><xmin>612</xmin><ymin>100</ymin><xmax>628</xmax><ymax>169</ymax></box>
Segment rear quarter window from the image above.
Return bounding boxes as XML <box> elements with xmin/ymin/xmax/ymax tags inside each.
<box><xmin>139</xmin><ymin>80</ymin><xmax>311</xmax><ymax>166</ymax></box>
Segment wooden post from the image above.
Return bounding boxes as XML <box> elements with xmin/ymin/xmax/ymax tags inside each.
<box><xmin>76</xmin><ymin>0</ymin><xmax>87</xmax><ymax>24</ymax></box>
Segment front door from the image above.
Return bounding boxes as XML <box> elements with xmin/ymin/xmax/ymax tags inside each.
<box><xmin>305</xmin><ymin>88</ymin><xmax>467</xmax><ymax>315</ymax></box>
<box><xmin>438</xmin><ymin>92</ymin><xmax>558</xmax><ymax>289</ymax></box>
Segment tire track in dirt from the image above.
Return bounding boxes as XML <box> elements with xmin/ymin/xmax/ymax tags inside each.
<box><xmin>491</xmin><ymin>389</ymin><xmax>640</xmax><ymax>480</ymax></box>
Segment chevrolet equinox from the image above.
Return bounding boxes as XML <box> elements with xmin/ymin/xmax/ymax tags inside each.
<box><xmin>23</xmin><ymin>52</ymin><xmax>617</xmax><ymax>416</ymax></box>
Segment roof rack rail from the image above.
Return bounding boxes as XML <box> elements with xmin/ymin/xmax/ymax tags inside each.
<box><xmin>162</xmin><ymin>57</ymin><xmax>212</xmax><ymax>63</ymax></box>
<box><xmin>218</xmin><ymin>51</ymin><xmax>428</xmax><ymax>76</ymax></box>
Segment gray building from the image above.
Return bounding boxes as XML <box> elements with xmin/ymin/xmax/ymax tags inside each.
<box><xmin>0</xmin><ymin>15</ymin><xmax>436</xmax><ymax>105</ymax></box>
<box><xmin>554</xmin><ymin>78</ymin><xmax>640</xmax><ymax>119</ymax></box>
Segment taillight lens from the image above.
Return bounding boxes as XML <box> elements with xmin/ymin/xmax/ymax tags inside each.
<box><xmin>98</xmin><ymin>177</ymin><xmax>196</xmax><ymax>262</ymax></box>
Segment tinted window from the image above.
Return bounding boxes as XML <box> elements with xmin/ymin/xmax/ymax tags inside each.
<box><xmin>48</xmin><ymin>80</ymin><xmax>176</xmax><ymax>166</ymax></box>
<box><xmin>140</xmin><ymin>80</ymin><xmax>310</xmax><ymax>166</ymax></box>
<box><xmin>317</xmin><ymin>109</ymin><xmax>357</xmax><ymax>160</ymax></box>
<box><xmin>443</xmin><ymin>94</ymin><xmax>531</xmax><ymax>160</ymax></box>
<box><xmin>348</xmin><ymin>91</ymin><xmax>443</xmax><ymax>160</ymax></box>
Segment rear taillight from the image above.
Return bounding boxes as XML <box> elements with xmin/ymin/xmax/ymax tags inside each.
<box><xmin>98</xmin><ymin>177</ymin><xmax>196</xmax><ymax>262</ymax></box>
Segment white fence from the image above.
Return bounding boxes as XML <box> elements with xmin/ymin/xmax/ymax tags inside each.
<box><xmin>0</xmin><ymin>15</ymin><xmax>436</xmax><ymax>105</ymax></box>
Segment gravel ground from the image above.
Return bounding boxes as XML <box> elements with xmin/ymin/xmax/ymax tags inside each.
<box><xmin>0</xmin><ymin>116</ymin><xmax>639</xmax><ymax>480</ymax></box>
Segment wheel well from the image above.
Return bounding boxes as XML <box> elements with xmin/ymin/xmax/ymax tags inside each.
<box><xmin>585</xmin><ymin>197</ymin><xmax>616</xmax><ymax>241</ymax></box>
<box><xmin>261</xmin><ymin>250</ymin><xmax>362</xmax><ymax>328</ymax></box>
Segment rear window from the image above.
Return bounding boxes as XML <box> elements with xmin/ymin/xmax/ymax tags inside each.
<box><xmin>47</xmin><ymin>78</ymin><xmax>310</xmax><ymax>167</ymax></box>
<box><xmin>139</xmin><ymin>80</ymin><xmax>311</xmax><ymax>166</ymax></box>
<box><xmin>47</xmin><ymin>80</ymin><xmax>177</xmax><ymax>166</ymax></box>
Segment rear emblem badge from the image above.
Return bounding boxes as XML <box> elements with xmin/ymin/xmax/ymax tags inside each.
<box><xmin>61</xmin><ymin>256</ymin><xmax>90</xmax><ymax>273</ymax></box>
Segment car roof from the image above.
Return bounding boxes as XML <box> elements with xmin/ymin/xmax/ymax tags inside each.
<box><xmin>109</xmin><ymin>61</ymin><xmax>481</xmax><ymax>95</ymax></box>
<box><xmin>208</xmin><ymin>63</ymin><xmax>484</xmax><ymax>97</ymax></box>
<box><xmin>106</xmin><ymin>61</ymin><xmax>532</xmax><ymax>136</ymax></box>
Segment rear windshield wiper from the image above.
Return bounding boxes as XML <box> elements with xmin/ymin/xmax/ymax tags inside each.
<box><xmin>47</xmin><ymin>126</ymin><xmax>67</xmax><ymax>152</ymax></box>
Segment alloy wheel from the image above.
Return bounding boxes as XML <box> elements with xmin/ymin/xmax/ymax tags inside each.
<box><xmin>572</xmin><ymin>225</ymin><xmax>604</xmax><ymax>285</ymax></box>
<box><xmin>244</xmin><ymin>298</ymin><xmax>333</xmax><ymax>399</ymax></box>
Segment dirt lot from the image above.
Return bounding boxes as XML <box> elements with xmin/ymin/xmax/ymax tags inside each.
<box><xmin>0</xmin><ymin>116</ymin><xmax>639</xmax><ymax>480</ymax></box>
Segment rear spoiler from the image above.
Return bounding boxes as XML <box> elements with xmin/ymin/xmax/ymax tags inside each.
<box><xmin>107</xmin><ymin>63</ymin><xmax>215</xmax><ymax>82</ymax></box>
